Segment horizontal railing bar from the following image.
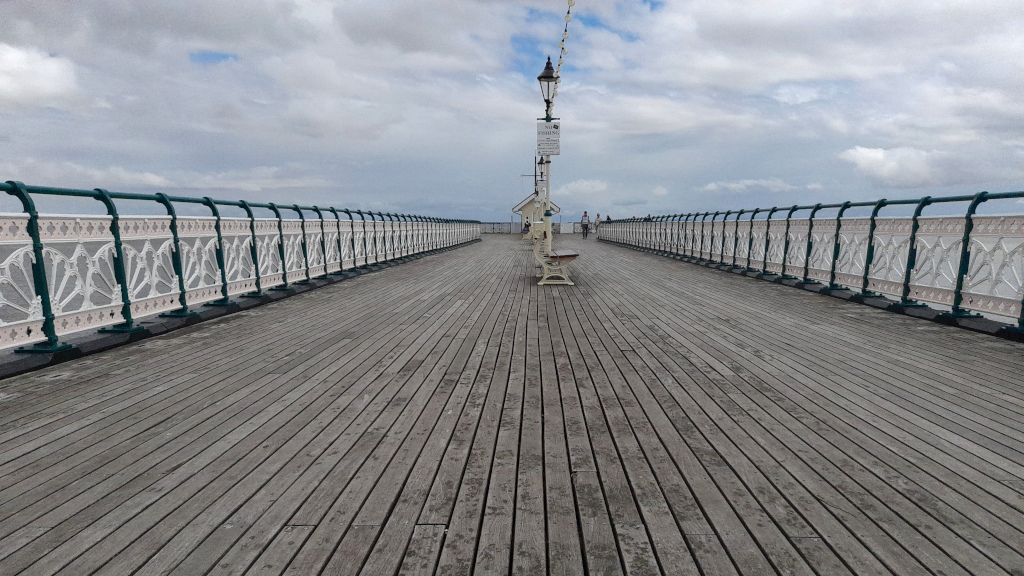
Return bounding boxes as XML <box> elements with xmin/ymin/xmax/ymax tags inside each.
<box><xmin>605</xmin><ymin>190</ymin><xmax>1024</xmax><ymax>223</ymax></box>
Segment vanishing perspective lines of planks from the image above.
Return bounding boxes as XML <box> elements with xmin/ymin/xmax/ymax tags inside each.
<box><xmin>1</xmin><ymin>235</ymin><xmax>1023</xmax><ymax>576</ymax></box>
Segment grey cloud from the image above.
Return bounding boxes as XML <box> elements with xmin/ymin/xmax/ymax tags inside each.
<box><xmin>2</xmin><ymin>0</ymin><xmax>1023</xmax><ymax>221</ymax></box>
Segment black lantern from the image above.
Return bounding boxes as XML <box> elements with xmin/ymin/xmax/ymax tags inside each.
<box><xmin>537</xmin><ymin>56</ymin><xmax>557</xmax><ymax>107</ymax></box>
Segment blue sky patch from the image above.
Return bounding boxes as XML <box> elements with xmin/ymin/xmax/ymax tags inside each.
<box><xmin>189</xmin><ymin>51</ymin><xmax>239</xmax><ymax>65</ymax></box>
<box><xmin>511</xmin><ymin>35</ymin><xmax>551</xmax><ymax>80</ymax></box>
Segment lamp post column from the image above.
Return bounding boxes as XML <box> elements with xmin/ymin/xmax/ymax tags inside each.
<box><xmin>537</xmin><ymin>56</ymin><xmax>558</xmax><ymax>255</ymax></box>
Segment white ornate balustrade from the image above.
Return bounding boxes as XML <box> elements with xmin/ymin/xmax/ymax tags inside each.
<box><xmin>598</xmin><ymin>195</ymin><xmax>1024</xmax><ymax>327</ymax></box>
<box><xmin>0</xmin><ymin>182</ymin><xmax>480</xmax><ymax>351</ymax></box>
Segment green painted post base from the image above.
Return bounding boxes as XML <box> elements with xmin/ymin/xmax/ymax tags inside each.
<box><xmin>98</xmin><ymin>323</ymin><xmax>146</xmax><ymax>334</ymax></box>
<box><xmin>203</xmin><ymin>299</ymin><xmax>236</xmax><ymax>307</ymax></box>
<box><xmin>16</xmin><ymin>342</ymin><xmax>73</xmax><ymax>354</ymax></box>
<box><xmin>239</xmin><ymin>291</ymin><xmax>264</xmax><ymax>299</ymax></box>
<box><xmin>936</xmin><ymin>310</ymin><xmax>984</xmax><ymax>322</ymax></box>
<box><xmin>887</xmin><ymin>301</ymin><xmax>930</xmax><ymax>312</ymax></box>
<box><xmin>160</xmin><ymin>309</ymin><xmax>200</xmax><ymax>319</ymax></box>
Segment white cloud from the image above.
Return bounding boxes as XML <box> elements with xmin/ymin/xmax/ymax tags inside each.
<box><xmin>771</xmin><ymin>84</ymin><xmax>829</xmax><ymax>105</ymax></box>
<box><xmin>553</xmin><ymin>179</ymin><xmax>609</xmax><ymax>197</ymax></box>
<box><xmin>0</xmin><ymin>43</ymin><xmax>77</xmax><ymax>108</ymax></box>
<box><xmin>838</xmin><ymin>145</ymin><xmax>1024</xmax><ymax>188</ymax></box>
<box><xmin>700</xmin><ymin>178</ymin><xmax>799</xmax><ymax>193</ymax></box>
<box><xmin>838</xmin><ymin>146</ymin><xmax>949</xmax><ymax>188</ymax></box>
<box><xmin>0</xmin><ymin>158</ymin><xmax>328</xmax><ymax>193</ymax></box>
<box><xmin>0</xmin><ymin>158</ymin><xmax>171</xmax><ymax>188</ymax></box>
<box><xmin>2</xmin><ymin>0</ymin><xmax>1024</xmax><ymax>220</ymax></box>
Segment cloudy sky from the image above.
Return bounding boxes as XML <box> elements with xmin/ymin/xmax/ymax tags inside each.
<box><xmin>2</xmin><ymin>0</ymin><xmax>1023</xmax><ymax>220</ymax></box>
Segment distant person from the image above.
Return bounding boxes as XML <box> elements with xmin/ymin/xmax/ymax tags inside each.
<box><xmin>594</xmin><ymin>213</ymin><xmax>601</xmax><ymax>232</ymax></box>
<box><xmin>522</xmin><ymin>218</ymin><xmax>531</xmax><ymax>233</ymax></box>
<box><xmin>581</xmin><ymin>211</ymin><xmax>591</xmax><ymax>239</ymax></box>
<box><xmin>606</xmin><ymin>215</ymin><xmax>611</xmax><ymax>221</ymax></box>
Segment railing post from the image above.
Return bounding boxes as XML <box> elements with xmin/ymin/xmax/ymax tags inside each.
<box><xmin>828</xmin><ymin>201</ymin><xmax>852</xmax><ymax>289</ymax></box>
<box><xmin>950</xmin><ymin>191</ymin><xmax>989</xmax><ymax>316</ymax></box>
<box><xmin>899</xmin><ymin>197</ymin><xmax>932</xmax><ymax>306</ymax></box>
<box><xmin>376</xmin><ymin>212</ymin><xmax>388</xmax><ymax>261</ymax></box>
<box><xmin>355</xmin><ymin>210</ymin><xmax>370</xmax><ymax>266</ymax></box>
<box><xmin>268</xmin><ymin>203</ymin><xmax>289</xmax><ymax>289</ymax></box>
<box><xmin>312</xmin><ymin>206</ymin><xmax>328</xmax><ymax>277</ymax></box>
<box><xmin>392</xmin><ymin>213</ymin><xmax>399</xmax><ymax>251</ymax></box>
<box><xmin>4</xmin><ymin>181</ymin><xmax>71</xmax><ymax>352</ymax></box>
<box><xmin>94</xmin><ymin>189</ymin><xmax>143</xmax><ymax>333</ymax></box>
<box><xmin>341</xmin><ymin>209</ymin><xmax>357</xmax><ymax>267</ymax></box>
<box><xmin>745</xmin><ymin>208</ymin><xmax>760</xmax><ymax>270</ymax></box>
<box><xmin>411</xmin><ymin>215</ymin><xmax>419</xmax><ymax>253</ymax></box>
<box><xmin>681</xmin><ymin>214</ymin><xmax>691</xmax><ymax>256</ymax></box>
<box><xmin>202</xmin><ymin>197</ymin><xmax>232</xmax><ymax>304</ymax></box>
<box><xmin>399</xmin><ymin>214</ymin><xmax>409</xmax><ymax>256</ymax></box>
<box><xmin>237</xmin><ymin>201</ymin><xmax>263</xmax><ymax>295</ymax></box>
<box><xmin>860</xmin><ymin>199</ymin><xmax>888</xmax><ymax>294</ymax></box>
<box><xmin>697</xmin><ymin>212</ymin><xmax>710</xmax><ymax>261</ymax></box>
<box><xmin>802</xmin><ymin>204</ymin><xmax>822</xmax><ymax>283</ymax></box>
<box><xmin>370</xmin><ymin>211</ymin><xmax>381</xmax><ymax>262</ymax></box>
<box><xmin>719</xmin><ymin>210</ymin><xmax>731</xmax><ymax>263</ymax></box>
<box><xmin>762</xmin><ymin>207</ymin><xmax>778</xmax><ymax>274</ymax></box>
<box><xmin>707</xmin><ymin>212</ymin><xmax>719</xmax><ymax>261</ymax></box>
<box><xmin>667</xmin><ymin>214</ymin><xmax>675</xmax><ymax>252</ymax></box>
<box><xmin>291</xmin><ymin>205</ymin><xmax>312</xmax><ymax>282</ymax></box>
<box><xmin>731</xmin><ymin>209</ymin><xmax>745</xmax><ymax>267</ymax></box>
<box><xmin>386</xmin><ymin>213</ymin><xmax>397</xmax><ymax>257</ymax></box>
<box><xmin>780</xmin><ymin>205</ymin><xmax>798</xmax><ymax>278</ymax></box>
<box><xmin>154</xmin><ymin>193</ymin><xmax>196</xmax><ymax>314</ymax></box>
<box><xmin>328</xmin><ymin>207</ymin><xmax>346</xmax><ymax>273</ymax></box>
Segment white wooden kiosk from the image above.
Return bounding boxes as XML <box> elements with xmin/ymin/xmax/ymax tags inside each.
<box><xmin>513</xmin><ymin>192</ymin><xmax>560</xmax><ymax>240</ymax></box>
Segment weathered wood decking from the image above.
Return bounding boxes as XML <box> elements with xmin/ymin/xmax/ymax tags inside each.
<box><xmin>1</xmin><ymin>235</ymin><xmax>1023</xmax><ymax>576</ymax></box>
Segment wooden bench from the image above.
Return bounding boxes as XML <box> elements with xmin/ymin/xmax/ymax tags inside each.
<box><xmin>534</xmin><ymin>245</ymin><xmax>578</xmax><ymax>285</ymax></box>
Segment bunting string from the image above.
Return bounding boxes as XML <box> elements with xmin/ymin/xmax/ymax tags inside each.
<box><xmin>552</xmin><ymin>0</ymin><xmax>575</xmax><ymax>101</ymax></box>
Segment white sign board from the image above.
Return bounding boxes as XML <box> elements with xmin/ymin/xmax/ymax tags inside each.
<box><xmin>537</xmin><ymin>122</ymin><xmax>560</xmax><ymax>156</ymax></box>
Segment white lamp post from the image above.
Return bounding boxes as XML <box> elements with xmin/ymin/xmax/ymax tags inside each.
<box><xmin>537</xmin><ymin>57</ymin><xmax>557</xmax><ymax>250</ymax></box>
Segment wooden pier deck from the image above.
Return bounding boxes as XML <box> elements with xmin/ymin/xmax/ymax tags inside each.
<box><xmin>1</xmin><ymin>235</ymin><xmax>1023</xmax><ymax>576</ymax></box>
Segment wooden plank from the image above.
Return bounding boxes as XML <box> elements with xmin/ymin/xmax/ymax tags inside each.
<box><xmin>471</xmin><ymin>262</ymin><xmax>530</xmax><ymax>575</ymax></box>
<box><xmin>397</xmin><ymin>524</ymin><xmax>446</xmax><ymax>576</ymax></box>
<box><xmin>356</xmin><ymin>251</ymin><xmax>521</xmax><ymax>576</ymax></box>
<box><xmin>0</xmin><ymin>272</ymin><xmax>468</xmax><ymax>565</ymax></box>
<box><xmin>589</xmin><ymin>238</ymin><xmax>1023</xmax><ymax>574</ymax></box>
<box><xmin>432</xmin><ymin>255</ymin><xmax>530</xmax><ymax>576</ymax></box>
<box><xmin>511</xmin><ymin>274</ymin><xmax>546</xmax><ymax>575</ymax></box>
<box><xmin>539</xmin><ymin>287</ymin><xmax>585</xmax><ymax>576</ymax></box>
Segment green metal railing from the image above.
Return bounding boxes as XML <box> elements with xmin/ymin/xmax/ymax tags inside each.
<box><xmin>0</xmin><ymin>181</ymin><xmax>480</xmax><ymax>352</ymax></box>
<box><xmin>598</xmin><ymin>190</ymin><xmax>1024</xmax><ymax>328</ymax></box>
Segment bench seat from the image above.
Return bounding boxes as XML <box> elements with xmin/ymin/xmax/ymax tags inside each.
<box><xmin>546</xmin><ymin>250</ymin><xmax>579</xmax><ymax>261</ymax></box>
